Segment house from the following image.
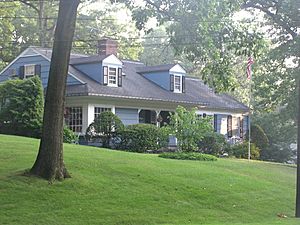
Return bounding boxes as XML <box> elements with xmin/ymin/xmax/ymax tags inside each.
<box><xmin>0</xmin><ymin>39</ymin><xmax>249</xmax><ymax>142</ymax></box>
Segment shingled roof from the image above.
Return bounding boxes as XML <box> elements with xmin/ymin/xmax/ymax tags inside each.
<box><xmin>32</xmin><ymin>47</ymin><xmax>248</xmax><ymax>112</ymax></box>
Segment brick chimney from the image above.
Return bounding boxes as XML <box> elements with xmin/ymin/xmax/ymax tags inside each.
<box><xmin>97</xmin><ymin>38</ymin><xmax>118</xmax><ymax>56</ymax></box>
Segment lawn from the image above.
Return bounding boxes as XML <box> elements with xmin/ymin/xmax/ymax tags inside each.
<box><xmin>0</xmin><ymin>134</ymin><xmax>299</xmax><ymax>225</ymax></box>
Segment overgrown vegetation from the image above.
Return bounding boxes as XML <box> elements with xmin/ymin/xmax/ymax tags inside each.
<box><xmin>0</xmin><ymin>76</ymin><xmax>44</xmax><ymax>138</ymax></box>
<box><xmin>116</xmin><ymin>124</ymin><xmax>170</xmax><ymax>152</ymax></box>
<box><xmin>159</xmin><ymin>152</ymin><xmax>218</xmax><ymax>161</ymax></box>
<box><xmin>230</xmin><ymin>142</ymin><xmax>260</xmax><ymax>160</ymax></box>
<box><xmin>168</xmin><ymin>106</ymin><xmax>213</xmax><ymax>152</ymax></box>
<box><xmin>198</xmin><ymin>132</ymin><xmax>229</xmax><ymax>156</ymax></box>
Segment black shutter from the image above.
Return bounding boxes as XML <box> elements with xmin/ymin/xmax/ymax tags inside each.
<box><xmin>182</xmin><ymin>76</ymin><xmax>186</xmax><ymax>93</ymax></box>
<box><xmin>214</xmin><ymin>114</ymin><xmax>218</xmax><ymax>132</ymax></box>
<box><xmin>240</xmin><ymin>117</ymin><xmax>244</xmax><ymax>138</ymax></box>
<box><xmin>35</xmin><ymin>64</ymin><xmax>41</xmax><ymax>77</ymax></box>
<box><xmin>118</xmin><ymin>68</ymin><xmax>122</xmax><ymax>87</ymax></box>
<box><xmin>19</xmin><ymin>66</ymin><xmax>25</xmax><ymax>79</ymax></box>
<box><xmin>103</xmin><ymin>66</ymin><xmax>108</xmax><ymax>85</ymax></box>
<box><xmin>170</xmin><ymin>74</ymin><xmax>174</xmax><ymax>91</ymax></box>
<box><xmin>227</xmin><ymin>115</ymin><xmax>232</xmax><ymax>138</ymax></box>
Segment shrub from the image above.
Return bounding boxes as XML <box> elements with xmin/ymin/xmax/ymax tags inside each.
<box><xmin>198</xmin><ymin>132</ymin><xmax>229</xmax><ymax>156</ymax></box>
<box><xmin>168</xmin><ymin>106</ymin><xmax>213</xmax><ymax>152</ymax></box>
<box><xmin>230</xmin><ymin>142</ymin><xmax>260</xmax><ymax>160</ymax></box>
<box><xmin>0</xmin><ymin>76</ymin><xmax>44</xmax><ymax>138</ymax></box>
<box><xmin>246</xmin><ymin>124</ymin><xmax>269</xmax><ymax>150</ymax></box>
<box><xmin>159</xmin><ymin>152</ymin><xmax>217</xmax><ymax>161</ymax></box>
<box><xmin>63</xmin><ymin>126</ymin><xmax>78</xmax><ymax>143</ymax></box>
<box><xmin>116</xmin><ymin>124</ymin><xmax>168</xmax><ymax>153</ymax></box>
<box><xmin>86</xmin><ymin>111</ymin><xmax>124</xmax><ymax>148</ymax></box>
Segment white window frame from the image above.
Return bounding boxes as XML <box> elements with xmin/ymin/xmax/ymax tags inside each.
<box><xmin>65</xmin><ymin>106</ymin><xmax>83</xmax><ymax>133</ymax></box>
<box><xmin>107</xmin><ymin>66</ymin><xmax>118</xmax><ymax>87</ymax></box>
<box><xmin>24</xmin><ymin>64</ymin><xmax>35</xmax><ymax>78</ymax></box>
<box><xmin>173</xmin><ymin>74</ymin><xmax>182</xmax><ymax>93</ymax></box>
<box><xmin>94</xmin><ymin>107</ymin><xmax>112</xmax><ymax>119</ymax></box>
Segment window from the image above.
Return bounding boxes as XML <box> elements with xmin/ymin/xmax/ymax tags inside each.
<box><xmin>65</xmin><ymin>107</ymin><xmax>83</xmax><ymax>133</ymax></box>
<box><xmin>139</xmin><ymin>110</ymin><xmax>157</xmax><ymax>125</ymax></box>
<box><xmin>94</xmin><ymin>107</ymin><xmax>111</xmax><ymax>119</ymax></box>
<box><xmin>24</xmin><ymin>65</ymin><xmax>35</xmax><ymax>78</ymax></box>
<box><xmin>174</xmin><ymin>75</ymin><xmax>181</xmax><ymax>92</ymax></box>
<box><xmin>108</xmin><ymin>67</ymin><xmax>117</xmax><ymax>86</ymax></box>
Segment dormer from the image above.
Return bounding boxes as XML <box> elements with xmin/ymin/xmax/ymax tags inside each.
<box><xmin>70</xmin><ymin>39</ymin><xmax>123</xmax><ymax>87</ymax></box>
<box><xmin>137</xmin><ymin>63</ymin><xmax>186</xmax><ymax>93</ymax></box>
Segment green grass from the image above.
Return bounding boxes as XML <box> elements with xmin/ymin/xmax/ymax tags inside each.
<box><xmin>0</xmin><ymin>134</ymin><xmax>299</xmax><ymax>225</ymax></box>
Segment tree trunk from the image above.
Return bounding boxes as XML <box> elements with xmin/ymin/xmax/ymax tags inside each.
<box><xmin>30</xmin><ymin>0</ymin><xmax>80</xmax><ymax>181</ymax></box>
<box><xmin>38</xmin><ymin>0</ymin><xmax>45</xmax><ymax>47</ymax></box>
<box><xmin>296</xmin><ymin>77</ymin><xmax>300</xmax><ymax>217</ymax></box>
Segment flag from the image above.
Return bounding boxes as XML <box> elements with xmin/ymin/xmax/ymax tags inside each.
<box><xmin>247</xmin><ymin>57</ymin><xmax>254</xmax><ymax>79</ymax></box>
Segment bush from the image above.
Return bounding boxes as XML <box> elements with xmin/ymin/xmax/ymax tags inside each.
<box><xmin>63</xmin><ymin>126</ymin><xmax>78</xmax><ymax>143</ymax></box>
<box><xmin>116</xmin><ymin>124</ymin><xmax>169</xmax><ymax>153</ymax></box>
<box><xmin>246</xmin><ymin>124</ymin><xmax>269</xmax><ymax>150</ymax></box>
<box><xmin>0</xmin><ymin>76</ymin><xmax>44</xmax><ymax>138</ymax></box>
<box><xmin>86</xmin><ymin>111</ymin><xmax>124</xmax><ymax>148</ymax></box>
<box><xmin>159</xmin><ymin>152</ymin><xmax>217</xmax><ymax>161</ymax></box>
<box><xmin>230</xmin><ymin>142</ymin><xmax>260</xmax><ymax>160</ymax></box>
<box><xmin>198</xmin><ymin>132</ymin><xmax>229</xmax><ymax>156</ymax></box>
<box><xmin>168</xmin><ymin>106</ymin><xmax>213</xmax><ymax>152</ymax></box>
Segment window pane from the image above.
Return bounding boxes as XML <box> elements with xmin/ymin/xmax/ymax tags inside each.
<box><xmin>108</xmin><ymin>68</ymin><xmax>117</xmax><ymax>84</ymax></box>
<box><xmin>65</xmin><ymin>107</ymin><xmax>83</xmax><ymax>133</ymax></box>
<box><xmin>174</xmin><ymin>75</ymin><xmax>181</xmax><ymax>91</ymax></box>
<box><xmin>25</xmin><ymin>65</ymin><xmax>35</xmax><ymax>77</ymax></box>
<box><xmin>94</xmin><ymin>107</ymin><xmax>111</xmax><ymax>119</ymax></box>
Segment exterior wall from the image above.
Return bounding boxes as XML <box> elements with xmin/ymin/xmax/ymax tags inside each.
<box><xmin>115</xmin><ymin>108</ymin><xmax>139</xmax><ymax>126</ymax></box>
<box><xmin>65</xmin><ymin>96</ymin><xmax>249</xmax><ymax>139</ymax></box>
<box><xmin>0</xmin><ymin>55</ymin><xmax>81</xmax><ymax>87</ymax></box>
<box><xmin>73</xmin><ymin>62</ymin><xmax>103</xmax><ymax>83</ymax></box>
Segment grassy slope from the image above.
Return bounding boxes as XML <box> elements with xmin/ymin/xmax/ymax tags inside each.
<box><xmin>0</xmin><ymin>134</ymin><xmax>299</xmax><ymax>225</ymax></box>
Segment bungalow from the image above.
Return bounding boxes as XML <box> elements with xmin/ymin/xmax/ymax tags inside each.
<box><xmin>0</xmin><ymin>39</ymin><xmax>249</xmax><ymax>142</ymax></box>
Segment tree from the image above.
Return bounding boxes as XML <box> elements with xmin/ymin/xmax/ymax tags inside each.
<box><xmin>86</xmin><ymin>111</ymin><xmax>124</xmax><ymax>148</ymax></box>
<box><xmin>169</xmin><ymin>106</ymin><xmax>213</xmax><ymax>152</ymax></box>
<box><xmin>0</xmin><ymin>76</ymin><xmax>44</xmax><ymax>138</ymax></box>
<box><xmin>30</xmin><ymin>0</ymin><xmax>81</xmax><ymax>181</ymax></box>
<box><xmin>240</xmin><ymin>1</ymin><xmax>300</xmax><ymax>215</ymax></box>
<box><xmin>115</xmin><ymin>0</ymin><xmax>266</xmax><ymax>92</ymax></box>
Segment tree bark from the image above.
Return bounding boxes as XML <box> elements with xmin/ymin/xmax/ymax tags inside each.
<box><xmin>296</xmin><ymin>77</ymin><xmax>300</xmax><ymax>217</ymax></box>
<box><xmin>30</xmin><ymin>0</ymin><xmax>80</xmax><ymax>181</ymax></box>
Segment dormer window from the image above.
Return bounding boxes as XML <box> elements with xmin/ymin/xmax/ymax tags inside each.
<box><xmin>103</xmin><ymin>65</ymin><xmax>122</xmax><ymax>87</ymax></box>
<box><xmin>170</xmin><ymin>74</ymin><xmax>185</xmax><ymax>93</ymax></box>
<box><xmin>108</xmin><ymin>67</ymin><xmax>117</xmax><ymax>86</ymax></box>
<box><xmin>174</xmin><ymin>75</ymin><xmax>182</xmax><ymax>93</ymax></box>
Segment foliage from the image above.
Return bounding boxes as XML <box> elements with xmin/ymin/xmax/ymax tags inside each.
<box><xmin>0</xmin><ymin>76</ymin><xmax>44</xmax><ymax>138</ymax></box>
<box><xmin>159</xmin><ymin>152</ymin><xmax>217</xmax><ymax>161</ymax></box>
<box><xmin>63</xmin><ymin>126</ymin><xmax>78</xmax><ymax>144</ymax></box>
<box><xmin>253</xmin><ymin>112</ymin><xmax>296</xmax><ymax>163</ymax></box>
<box><xmin>245</xmin><ymin>124</ymin><xmax>269</xmax><ymax>150</ymax></box>
<box><xmin>116</xmin><ymin>123</ymin><xmax>169</xmax><ymax>152</ymax></box>
<box><xmin>86</xmin><ymin>111</ymin><xmax>124</xmax><ymax>148</ymax></box>
<box><xmin>198</xmin><ymin>132</ymin><xmax>229</xmax><ymax>156</ymax></box>
<box><xmin>168</xmin><ymin>106</ymin><xmax>213</xmax><ymax>152</ymax></box>
<box><xmin>116</xmin><ymin>0</ymin><xmax>266</xmax><ymax>92</ymax></box>
<box><xmin>230</xmin><ymin>142</ymin><xmax>260</xmax><ymax>160</ymax></box>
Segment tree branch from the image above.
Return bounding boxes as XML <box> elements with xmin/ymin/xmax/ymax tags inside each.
<box><xmin>19</xmin><ymin>0</ymin><xmax>39</xmax><ymax>13</ymax></box>
<box><xmin>242</xmin><ymin>1</ymin><xmax>297</xmax><ymax>39</ymax></box>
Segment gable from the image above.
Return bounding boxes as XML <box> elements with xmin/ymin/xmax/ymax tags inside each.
<box><xmin>102</xmin><ymin>54</ymin><xmax>122</xmax><ymax>66</ymax></box>
<box><xmin>0</xmin><ymin>54</ymin><xmax>82</xmax><ymax>87</ymax></box>
<box><xmin>169</xmin><ymin>64</ymin><xmax>186</xmax><ymax>74</ymax></box>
